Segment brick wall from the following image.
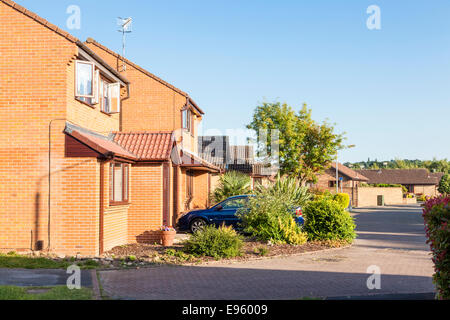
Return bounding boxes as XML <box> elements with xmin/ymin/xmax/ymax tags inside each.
<box><xmin>192</xmin><ymin>171</ymin><xmax>209</xmax><ymax>209</ymax></box>
<box><xmin>357</xmin><ymin>187</ymin><xmax>403</xmax><ymax>207</ymax></box>
<box><xmin>127</xmin><ymin>163</ymin><xmax>163</xmax><ymax>243</ymax></box>
<box><xmin>103</xmin><ymin>205</ymin><xmax>129</xmax><ymax>252</ymax></box>
<box><xmin>413</xmin><ymin>185</ymin><xmax>438</xmax><ymax>197</ymax></box>
<box><xmin>84</xmin><ymin>41</ymin><xmax>197</xmax><ymax>133</ymax></box>
<box><xmin>0</xmin><ymin>2</ymin><xmax>126</xmax><ymax>255</ymax></box>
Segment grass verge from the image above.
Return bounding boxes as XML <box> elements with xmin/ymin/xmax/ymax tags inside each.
<box><xmin>0</xmin><ymin>286</ymin><xmax>93</xmax><ymax>300</ymax></box>
<box><xmin>0</xmin><ymin>253</ymin><xmax>100</xmax><ymax>269</ymax></box>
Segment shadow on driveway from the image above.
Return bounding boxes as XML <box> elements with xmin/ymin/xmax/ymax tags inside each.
<box><xmin>100</xmin><ymin>266</ymin><xmax>434</xmax><ymax>300</ymax></box>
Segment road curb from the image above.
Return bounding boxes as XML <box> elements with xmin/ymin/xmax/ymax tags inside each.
<box><xmin>182</xmin><ymin>244</ymin><xmax>353</xmax><ymax>267</ymax></box>
<box><xmin>90</xmin><ymin>269</ymin><xmax>102</xmax><ymax>300</ymax></box>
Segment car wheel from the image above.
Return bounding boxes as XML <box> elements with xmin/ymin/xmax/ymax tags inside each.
<box><xmin>190</xmin><ymin>218</ymin><xmax>207</xmax><ymax>233</ymax></box>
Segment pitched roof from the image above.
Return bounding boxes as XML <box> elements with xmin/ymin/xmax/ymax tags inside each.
<box><xmin>85</xmin><ymin>38</ymin><xmax>204</xmax><ymax>115</ymax></box>
<box><xmin>355</xmin><ymin>169</ymin><xmax>442</xmax><ymax>185</ymax></box>
<box><xmin>1</xmin><ymin>0</ymin><xmax>78</xmax><ymax>42</ymax></box>
<box><xmin>113</xmin><ymin>132</ymin><xmax>173</xmax><ymax>161</ymax></box>
<box><xmin>64</xmin><ymin>124</ymin><xmax>136</xmax><ymax>160</ymax></box>
<box><xmin>329</xmin><ymin>162</ymin><xmax>369</xmax><ymax>181</ymax></box>
<box><xmin>1</xmin><ymin>0</ymin><xmax>129</xmax><ymax>85</ymax></box>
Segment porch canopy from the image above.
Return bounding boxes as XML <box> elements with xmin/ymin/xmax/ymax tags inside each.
<box><xmin>65</xmin><ymin>124</ymin><xmax>220</xmax><ymax>172</ymax></box>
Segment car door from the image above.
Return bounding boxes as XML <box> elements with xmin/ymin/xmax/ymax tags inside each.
<box><xmin>214</xmin><ymin>197</ymin><xmax>248</xmax><ymax>227</ymax></box>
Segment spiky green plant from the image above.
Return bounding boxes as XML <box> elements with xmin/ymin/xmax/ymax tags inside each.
<box><xmin>256</xmin><ymin>174</ymin><xmax>312</xmax><ymax>207</ymax></box>
<box><xmin>212</xmin><ymin>171</ymin><xmax>252</xmax><ymax>203</ymax></box>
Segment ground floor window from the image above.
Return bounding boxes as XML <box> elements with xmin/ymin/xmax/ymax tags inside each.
<box><xmin>186</xmin><ymin>170</ymin><xmax>194</xmax><ymax>198</ymax></box>
<box><xmin>109</xmin><ymin>162</ymin><xmax>129</xmax><ymax>205</ymax></box>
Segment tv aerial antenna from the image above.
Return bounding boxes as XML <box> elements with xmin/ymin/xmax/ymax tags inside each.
<box><xmin>117</xmin><ymin>17</ymin><xmax>132</xmax><ymax>72</ymax></box>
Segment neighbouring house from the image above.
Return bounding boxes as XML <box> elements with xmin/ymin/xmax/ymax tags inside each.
<box><xmin>0</xmin><ymin>0</ymin><xmax>219</xmax><ymax>256</ymax></box>
<box><xmin>312</xmin><ymin>162</ymin><xmax>369</xmax><ymax>207</ymax></box>
<box><xmin>355</xmin><ymin>169</ymin><xmax>444</xmax><ymax>197</ymax></box>
<box><xmin>198</xmin><ymin>136</ymin><xmax>276</xmax><ymax>191</ymax></box>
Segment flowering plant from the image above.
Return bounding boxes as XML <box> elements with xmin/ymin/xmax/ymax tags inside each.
<box><xmin>422</xmin><ymin>196</ymin><xmax>450</xmax><ymax>300</ymax></box>
<box><xmin>160</xmin><ymin>225</ymin><xmax>176</xmax><ymax>232</ymax></box>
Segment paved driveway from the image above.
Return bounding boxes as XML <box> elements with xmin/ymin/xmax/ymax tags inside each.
<box><xmin>99</xmin><ymin>205</ymin><xmax>435</xmax><ymax>300</ymax></box>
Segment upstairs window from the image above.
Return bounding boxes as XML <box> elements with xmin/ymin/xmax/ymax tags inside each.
<box><xmin>182</xmin><ymin>109</ymin><xmax>194</xmax><ymax>134</ymax></box>
<box><xmin>75</xmin><ymin>60</ymin><xmax>121</xmax><ymax>113</ymax></box>
<box><xmin>75</xmin><ymin>61</ymin><xmax>95</xmax><ymax>98</ymax></box>
<box><xmin>100</xmin><ymin>79</ymin><xmax>120</xmax><ymax>114</ymax></box>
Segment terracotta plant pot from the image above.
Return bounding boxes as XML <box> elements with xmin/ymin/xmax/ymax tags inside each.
<box><xmin>160</xmin><ymin>230</ymin><xmax>177</xmax><ymax>246</ymax></box>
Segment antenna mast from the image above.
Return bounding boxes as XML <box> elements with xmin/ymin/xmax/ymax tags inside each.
<box><xmin>117</xmin><ymin>17</ymin><xmax>133</xmax><ymax>72</ymax></box>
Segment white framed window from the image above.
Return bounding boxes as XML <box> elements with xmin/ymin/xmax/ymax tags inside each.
<box><xmin>75</xmin><ymin>60</ymin><xmax>95</xmax><ymax>98</ymax></box>
<box><xmin>100</xmin><ymin>79</ymin><xmax>110</xmax><ymax>113</ymax></box>
<box><xmin>109</xmin><ymin>162</ymin><xmax>129</xmax><ymax>205</ymax></box>
<box><xmin>182</xmin><ymin>109</ymin><xmax>193</xmax><ymax>133</ymax></box>
<box><xmin>108</xmin><ymin>83</ymin><xmax>121</xmax><ymax>113</ymax></box>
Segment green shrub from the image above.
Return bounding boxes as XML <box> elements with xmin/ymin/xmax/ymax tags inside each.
<box><xmin>423</xmin><ymin>196</ymin><xmax>450</xmax><ymax>300</ymax></box>
<box><xmin>184</xmin><ymin>225</ymin><xmax>243</xmax><ymax>259</ymax></box>
<box><xmin>333</xmin><ymin>193</ymin><xmax>350</xmax><ymax>209</ymax></box>
<box><xmin>257</xmin><ymin>174</ymin><xmax>313</xmax><ymax>207</ymax></box>
<box><xmin>238</xmin><ymin>194</ymin><xmax>308</xmax><ymax>245</ymax></box>
<box><xmin>438</xmin><ymin>174</ymin><xmax>450</xmax><ymax>195</ymax></box>
<box><xmin>303</xmin><ymin>199</ymin><xmax>356</xmax><ymax>243</ymax></box>
<box><xmin>212</xmin><ymin>171</ymin><xmax>252</xmax><ymax>203</ymax></box>
<box><xmin>311</xmin><ymin>188</ymin><xmax>334</xmax><ymax>201</ymax></box>
<box><xmin>253</xmin><ymin>247</ymin><xmax>269</xmax><ymax>256</ymax></box>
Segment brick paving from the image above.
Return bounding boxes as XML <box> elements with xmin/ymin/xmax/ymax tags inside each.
<box><xmin>99</xmin><ymin>205</ymin><xmax>435</xmax><ymax>299</ymax></box>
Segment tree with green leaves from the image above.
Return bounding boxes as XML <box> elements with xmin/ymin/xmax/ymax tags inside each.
<box><xmin>247</xmin><ymin>102</ymin><xmax>345</xmax><ymax>184</ymax></box>
<box><xmin>438</xmin><ymin>174</ymin><xmax>450</xmax><ymax>195</ymax></box>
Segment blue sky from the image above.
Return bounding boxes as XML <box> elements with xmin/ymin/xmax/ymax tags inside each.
<box><xmin>14</xmin><ymin>0</ymin><xmax>450</xmax><ymax>162</ymax></box>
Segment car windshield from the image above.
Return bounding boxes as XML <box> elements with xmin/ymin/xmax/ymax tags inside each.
<box><xmin>221</xmin><ymin>198</ymin><xmax>247</xmax><ymax>209</ymax></box>
<box><xmin>211</xmin><ymin>197</ymin><xmax>248</xmax><ymax>210</ymax></box>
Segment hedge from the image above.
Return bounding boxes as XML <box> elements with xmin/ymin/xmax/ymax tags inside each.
<box><xmin>422</xmin><ymin>196</ymin><xmax>450</xmax><ymax>300</ymax></box>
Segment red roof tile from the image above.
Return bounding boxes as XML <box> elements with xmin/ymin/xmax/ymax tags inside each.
<box><xmin>113</xmin><ymin>132</ymin><xmax>173</xmax><ymax>161</ymax></box>
<box><xmin>355</xmin><ymin>169</ymin><xmax>442</xmax><ymax>185</ymax></box>
<box><xmin>330</xmin><ymin>162</ymin><xmax>369</xmax><ymax>181</ymax></box>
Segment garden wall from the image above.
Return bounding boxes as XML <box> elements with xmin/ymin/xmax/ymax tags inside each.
<box><xmin>357</xmin><ymin>187</ymin><xmax>403</xmax><ymax>207</ymax></box>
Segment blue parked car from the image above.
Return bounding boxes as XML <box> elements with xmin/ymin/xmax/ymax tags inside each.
<box><xmin>177</xmin><ymin>195</ymin><xmax>305</xmax><ymax>233</ymax></box>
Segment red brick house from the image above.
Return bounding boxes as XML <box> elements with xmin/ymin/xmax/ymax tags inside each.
<box><xmin>355</xmin><ymin>169</ymin><xmax>443</xmax><ymax>197</ymax></box>
<box><xmin>0</xmin><ymin>0</ymin><xmax>219</xmax><ymax>256</ymax></box>
<box><xmin>312</xmin><ymin>162</ymin><xmax>369</xmax><ymax>207</ymax></box>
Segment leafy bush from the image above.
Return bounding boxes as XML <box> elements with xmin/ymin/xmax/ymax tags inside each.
<box><xmin>212</xmin><ymin>171</ymin><xmax>252</xmax><ymax>203</ymax></box>
<box><xmin>183</xmin><ymin>225</ymin><xmax>243</xmax><ymax>259</ymax></box>
<box><xmin>438</xmin><ymin>174</ymin><xmax>450</xmax><ymax>195</ymax></box>
<box><xmin>303</xmin><ymin>199</ymin><xmax>356</xmax><ymax>243</ymax></box>
<box><xmin>257</xmin><ymin>175</ymin><xmax>312</xmax><ymax>207</ymax></box>
<box><xmin>238</xmin><ymin>194</ymin><xmax>308</xmax><ymax>245</ymax></box>
<box><xmin>333</xmin><ymin>193</ymin><xmax>350</xmax><ymax>209</ymax></box>
<box><xmin>417</xmin><ymin>195</ymin><xmax>428</xmax><ymax>202</ymax></box>
<box><xmin>422</xmin><ymin>196</ymin><xmax>450</xmax><ymax>300</ymax></box>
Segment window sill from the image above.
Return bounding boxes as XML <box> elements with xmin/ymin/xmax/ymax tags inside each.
<box><xmin>109</xmin><ymin>201</ymin><xmax>130</xmax><ymax>207</ymax></box>
<box><xmin>101</xmin><ymin>110</ymin><xmax>120</xmax><ymax>117</ymax></box>
<box><xmin>76</xmin><ymin>98</ymin><xmax>96</xmax><ymax>109</ymax></box>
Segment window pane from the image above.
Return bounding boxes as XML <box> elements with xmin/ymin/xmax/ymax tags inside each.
<box><xmin>124</xmin><ymin>165</ymin><xmax>128</xmax><ymax>200</ymax></box>
<box><xmin>108</xmin><ymin>83</ymin><xmax>120</xmax><ymax>113</ymax></box>
<box><xmin>182</xmin><ymin>110</ymin><xmax>187</xmax><ymax>129</ymax></box>
<box><xmin>109</xmin><ymin>164</ymin><xmax>114</xmax><ymax>200</ymax></box>
<box><xmin>76</xmin><ymin>62</ymin><xmax>93</xmax><ymax>96</ymax></box>
<box><xmin>103</xmin><ymin>82</ymin><xmax>110</xmax><ymax>113</ymax></box>
<box><xmin>114</xmin><ymin>164</ymin><xmax>123</xmax><ymax>202</ymax></box>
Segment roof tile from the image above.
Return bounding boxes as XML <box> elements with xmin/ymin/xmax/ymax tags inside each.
<box><xmin>355</xmin><ymin>169</ymin><xmax>442</xmax><ymax>185</ymax></box>
<box><xmin>113</xmin><ymin>132</ymin><xmax>173</xmax><ymax>161</ymax></box>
